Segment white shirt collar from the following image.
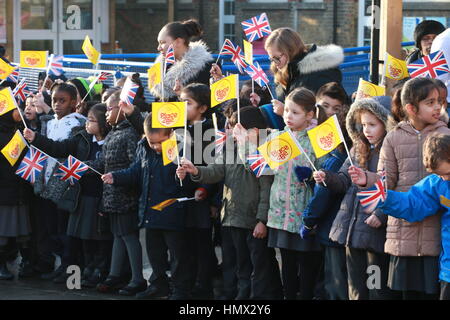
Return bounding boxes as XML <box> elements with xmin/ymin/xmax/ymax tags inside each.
<box><xmin>93</xmin><ymin>135</ymin><xmax>105</xmax><ymax>145</ymax></box>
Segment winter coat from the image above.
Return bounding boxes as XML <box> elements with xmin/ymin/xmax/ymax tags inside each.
<box><xmin>276</xmin><ymin>44</ymin><xmax>344</xmax><ymax>103</ymax></box>
<box><xmin>151</xmin><ymin>41</ymin><xmax>214</xmax><ymax>102</ymax></box>
<box><xmin>379</xmin><ymin>174</ymin><xmax>450</xmax><ymax>282</ymax></box>
<box><xmin>369</xmin><ymin>120</ymin><xmax>450</xmax><ymax>257</ymax></box>
<box><xmin>89</xmin><ymin>120</ymin><xmax>140</xmax><ymax>214</ymax></box>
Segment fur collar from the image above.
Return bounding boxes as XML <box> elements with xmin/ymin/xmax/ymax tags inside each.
<box><xmin>151</xmin><ymin>41</ymin><xmax>213</xmax><ymax>100</ymax></box>
<box><xmin>297</xmin><ymin>44</ymin><xmax>344</xmax><ymax>75</ymax></box>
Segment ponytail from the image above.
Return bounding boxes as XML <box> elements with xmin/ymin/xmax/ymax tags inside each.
<box><xmin>164</xmin><ymin>19</ymin><xmax>203</xmax><ymax>46</ymax></box>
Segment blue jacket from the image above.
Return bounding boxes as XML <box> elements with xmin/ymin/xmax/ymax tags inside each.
<box><xmin>380</xmin><ymin>174</ymin><xmax>449</xmax><ymax>282</ymax></box>
<box><xmin>112</xmin><ymin>139</ymin><xmax>190</xmax><ymax>230</ymax></box>
<box><xmin>302</xmin><ymin>149</ymin><xmax>347</xmax><ymax>247</ymax></box>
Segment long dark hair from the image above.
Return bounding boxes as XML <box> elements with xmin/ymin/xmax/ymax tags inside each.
<box><xmin>163</xmin><ymin>19</ymin><xmax>203</xmax><ymax>46</ymax></box>
<box><xmin>181</xmin><ymin>83</ymin><xmax>212</xmax><ymax>118</ymax></box>
<box><xmin>88</xmin><ymin>103</ymin><xmax>110</xmax><ymax>139</ymax></box>
<box><xmin>286</xmin><ymin>88</ymin><xmax>327</xmax><ymax>125</ymax></box>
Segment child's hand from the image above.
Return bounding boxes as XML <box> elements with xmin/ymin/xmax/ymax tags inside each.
<box><xmin>180</xmin><ymin>158</ymin><xmax>199</xmax><ymax>176</ymax></box>
<box><xmin>119</xmin><ymin>100</ymin><xmax>135</xmax><ymax>116</ymax></box>
<box><xmin>365</xmin><ymin>215</ymin><xmax>382</xmax><ymax>228</ymax></box>
<box><xmin>176</xmin><ymin>166</ymin><xmax>187</xmax><ymax>180</ymax></box>
<box><xmin>253</xmin><ymin>222</ymin><xmax>267</xmax><ymax>239</ymax></box>
<box><xmin>33</xmin><ymin>92</ymin><xmax>51</xmax><ymax>114</ymax></box>
<box><xmin>232</xmin><ymin>123</ymin><xmax>248</xmax><ymax>146</ymax></box>
<box><xmin>250</xmin><ymin>93</ymin><xmax>261</xmax><ymax>107</ymax></box>
<box><xmin>271</xmin><ymin>99</ymin><xmax>285</xmax><ymax>116</ymax></box>
<box><xmin>313</xmin><ymin>170</ymin><xmax>326</xmax><ymax>184</ymax></box>
<box><xmin>23</xmin><ymin>128</ymin><xmax>36</xmax><ymax>143</ymax></box>
<box><xmin>173</xmin><ymin>79</ymin><xmax>182</xmax><ymax>96</ymax></box>
<box><xmin>348</xmin><ymin>166</ymin><xmax>367</xmax><ymax>186</ymax></box>
<box><xmin>101</xmin><ymin>173</ymin><xmax>114</xmax><ymax>185</ymax></box>
<box><xmin>210</xmin><ymin>63</ymin><xmax>224</xmax><ymax>82</ymax></box>
<box><xmin>194</xmin><ymin>188</ymin><xmax>207</xmax><ymax>202</ymax></box>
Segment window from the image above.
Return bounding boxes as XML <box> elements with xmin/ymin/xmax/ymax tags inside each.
<box><xmin>219</xmin><ymin>0</ymin><xmax>236</xmax><ymax>46</ymax></box>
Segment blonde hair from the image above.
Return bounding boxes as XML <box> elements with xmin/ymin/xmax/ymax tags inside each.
<box><xmin>264</xmin><ymin>28</ymin><xmax>306</xmax><ymax>87</ymax></box>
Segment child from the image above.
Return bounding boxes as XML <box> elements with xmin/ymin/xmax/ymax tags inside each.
<box><xmin>374</xmin><ymin>77</ymin><xmax>450</xmax><ymax>299</ymax></box>
<box><xmin>33</xmin><ymin>82</ymin><xmax>86</xmax><ymax>283</ymax></box>
<box><xmin>102</xmin><ymin>114</ymin><xmax>192</xmax><ymax>300</ymax></box>
<box><xmin>313</xmin><ymin>98</ymin><xmax>393</xmax><ymax>300</ymax></box>
<box><xmin>89</xmin><ymin>91</ymin><xmax>145</xmax><ymax>296</ymax></box>
<box><xmin>177</xmin><ymin>107</ymin><xmax>283</xmax><ymax>300</ymax></box>
<box><xmin>350</xmin><ymin>133</ymin><xmax>450</xmax><ymax>300</ymax></box>
<box><xmin>24</xmin><ymin>96</ymin><xmax>40</xmax><ymax>132</ymax></box>
<box><xmin>263</xmin><ymin>88</ymin><xmax>326</xmax><ymax>300</ymax></box>
<box><xmin>316</xmin><ymin>82</ymin><xmax>349</xmax><ymax>119</ymax></box>
<box><xmin>23</xmin><ymin>104</ymin><xmax>113</xmax><ymax>288</ymax></box>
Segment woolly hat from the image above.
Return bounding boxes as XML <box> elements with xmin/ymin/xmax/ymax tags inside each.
<box><xmin>346</xmin><ymin>98</ymin><xmax>391</xmax><ymax>143</ymax></box>
<box><xmin>414</xmin><ymin>20</ymin><xmax>446</xmax><ymax>50</ymax></box>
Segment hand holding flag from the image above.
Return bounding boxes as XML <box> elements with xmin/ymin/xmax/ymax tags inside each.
<box><xmin>356</xmin><ymin>174</ymin><xmax>387</xmax><ymax>214</ymax></box>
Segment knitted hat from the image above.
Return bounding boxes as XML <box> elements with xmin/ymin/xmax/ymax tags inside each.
<box><xmin>414</xmin><ymin>20</ymin><xmax>446</xmax><ymax>50</ymax></box>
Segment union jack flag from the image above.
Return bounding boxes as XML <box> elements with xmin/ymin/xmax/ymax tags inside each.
<box><xmin>220</xmin><ymin>39</ymin><xmax>247</xmax><ymax>74</ymax></box>
<box><xmin>55</xmin><ymin>155</ymin><xmax>90</xmax><ymax>185</ymax></box>
<box><xmin>407</xmin><ymin>50</ymin><xmax>450</xmax><ymax>79</ymax></box>
<box><xmin>48</xmin><ymin>54</ymin><xmax>64</xmax><ymax>77</ymax></box>
<box><xmin>6</xmin><ymin>67</ymin><xmax>19</xmax><ymax>83</ymax></box>
<box><xmin>15</xmin><ymin>147</ymin><xmax>48</xmax><ymax>184</ymax></box>
<box><xmin>241</xmin><ymin>13</ymin><xmax>272</xmax><ymax>43</ymax></box>
<box><xmin>12</xmin><ymin>79</ymin><xmax>31</xmax><ymax>104</ymax></box>
<box><xmin>165</xmin><ymin>44</ymin><xmax>175</xmax><ymax>67</ymax></box>
<box><xmin>120</xmin><ymin>78</ymin><xmax>139</xmax><ymax>106</ymax></box>
<box><xmin>215</xmin><ymin>130</ymin><xmax>227</xmax><ymax>155</ymax></box>
<box><xmin>98</xmin><ymin>72</ymin><xmax>113</xmax><ymax>82</ymax></box>
<box><xmin>247</xmin><ymin>151</ymin><xmax>270</xmax><ymax>178</ymax></box>
<box><xmin>356</xmin><ymin>174</ymin><xmax>387</xmax><ymax>213</ymax></box>
<box><xmin>245</xmin><ymin>61</ymin><xmax>269</xmax><ymax>87</ymax></box>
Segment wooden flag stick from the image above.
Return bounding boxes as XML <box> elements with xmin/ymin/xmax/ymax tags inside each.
<box><xmin>266</xmin><ymin>85</ymin><xmax>275</xmax><ymax>100</ymax></box>
<box><xmin>236</xmin><ymin>75</ymin><xmax>241</xmax><ymax>124</ymax></box>
<box><xmin>16</xmin><ymin>106</ymin><xmax>28</xmax><ymax>129</ymax></box>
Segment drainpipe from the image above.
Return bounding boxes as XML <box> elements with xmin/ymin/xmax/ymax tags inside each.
<box><xmin>370</xmin><ymin>0</ymin><xmax>380</xmax><ymax>84</ymax></box>
<box><xmin>333</xmin><ymin>0</ymin><xmax>338</xmax><ymax>44</ymax></box>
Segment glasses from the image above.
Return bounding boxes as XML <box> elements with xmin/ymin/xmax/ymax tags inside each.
<box><xmin>106</xmin><ymin>105</ymin><xmax>119</xmax><ymax>111</ymax></box>
<box><xmin>87</xmin><ymin>118</ymin><xmax>98</xmax><ymax>123</ymax></box>
<box><xmin>269</xmin><ymin>53</ymin><xmax>284</xmax><ymax>64</ymax></box>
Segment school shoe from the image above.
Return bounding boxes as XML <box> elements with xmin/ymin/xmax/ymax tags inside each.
<box><xmin>118</xmin><ymin>281</ymin><xmax>148</xmax><ymax>296</ymax></box>
<box><xmin>0</xmin><ymin>264</ymin><xmax>14</xmax><ymax>281</ymax></box>
<box><xmin>40</xmin><ymin>265</ymin><xmax>65</xmax><ymax>281</ymax></box>
<box><xmin>96</xmin><ymin>276</ymin><xmax>128</xmax><ymax>294</ymax></box>
<box><xmin>135</xmin><ymin>284</ymin><xmax>170</xmax><ymax>300</ymax></box>
<box><xmin>82</xmin><ymin>269</ymin><xmax>107</xmax><ymax>288</ymax></box>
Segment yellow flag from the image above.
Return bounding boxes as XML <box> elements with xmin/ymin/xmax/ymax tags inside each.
<box><xmin>20</xmin><ymin>51</ymin><xmax>48</xmax><ymax>68</ymax></box>
<box><xmin>356</xmin><ymin>79</ymin><xmax>385</xmax><ymax>100</ymax></box>
<box><xmin>211</xmin><ymin>74</ymin><xmax>238</xmax><ymax>108</ymax></box>
<box><xmin>307</xmin><ymin>115</ymin><xmax>344</xmax><ymax>158</ymax></box>
<box><xmin>0</xmin><ymin>60</ymin><xmax>16</xmax><ymax>80</ymax></box>
<box><xmin>1</xmin><ymin>130</ymin><xmax>27</xmax><ymax>166</ymax></box>
<box><xmin>82</xmin><ymin>35</ymin><xmax>101</xmax><ymax>65</ymax></box>
<box><xmin>0</xmin><ymin>87</ymin><xmax>18</xmax><ymax>117</ymax></box>
<box><xmin>151</xmin><ymin>198</ymin><xmax>178</xmax><ymax>211</ymax></box>
<box><xmin>152</xmin><ymin>102</ymin><xmax>186</xmax><ymax>128</ymax></box>
<box><xmin>161</xmin><ymin>134</ymin><xmax>179</xmax><ymax>166</ymax></box>
<box><xmin>147</xmin><ymin>63</ymin><xmax>162</xmax><ymax>90</ymax></box>
<box><xmin>258</xmin><ymin>131</ymin><xmax>302</xmax><ymax>170</ymax></box>
<box><xmin>385</xmin><ymin>53</ymin><xmax>409</xmax><ymax>80</ymax></box>
<box><xmin>243</xmin><ymin>40</ymin><xmax>253</xmax><ymax>65</ymax></box>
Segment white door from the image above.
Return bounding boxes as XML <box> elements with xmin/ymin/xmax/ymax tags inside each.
<box><xmin>13</xmin><ymin>0</ymin><xmax>103</xmax><ymax>61</ymax></box>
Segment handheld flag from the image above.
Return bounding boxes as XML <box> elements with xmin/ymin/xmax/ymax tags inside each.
<box><xmin>152</xmin><ymin>102</ymin><xmax>186</xmax><ymax>128</ymax></box>
<box><xmin>120</xmin><ymin>77</ymin><xmax>139</xmax><ymax>106</ymax></box>
<box><xmin>12</xmin><ymin>79</ymin><xmax>31</xmax><ymax>104</ymax></box>
<box><xmin>210</xmin><ymin>74</ymin><xmax>238</xmax><ymax>108</ymax></box>
<box><xmin>20</xmin><ymin>51</ymin><xmax>48</xmax><ymax>68</ymax></box>
<box><xmin>356</xmin><ymin>175</ymin><xmax>387</xmax><ymax>213</ymax></box>
<box><xmin>356</xmin><ymin>79</ymin><xmax>385</xmax><ymax>100</ymax></box>
<box><xmin>147</xmin><ymin>63</ymin><xmax>162</xmax><ymax>90</ymax></box>
<box><xmin>161</xmin><ymin>134</ymin><xmax>179</xmax><ymax>166</ymax></box>
<box><xmin>55</xmin><ymin>155</ymin><xmax>89</xmax><ymax>185</ymax></box>
<box><xmin>6</xmin><ymin>68</ymin><xmax>19</xmax><ymax>84</ymax></box>
<box><xmin>98</xmin><ymin>72</ymin><xmax>113</xmax><ymax>82</ymax></box>
<box><xmin>15</xmin><ymin>146</ymin><xmax>48</xmax><ymax>184</ymax></box>
<box><xmin>247</xmin><ymin>151</ymin><xmax>270</xmax><ymax>177</ymax></box>
<box><xmin>241</xmin><ymin>13</ymin><xmax>272</xmax><ymax>42</ymax></box>
<box><xmin>243</xmin><ymin>40</ymin><xmax>253</xmax><ymax>65</ymax></box>
<box><xmin>1</xmin><ymin>130</ymin><xmax>27</xmax><ymax>166</ymax></box>
<box><xmin>407</xmin><ymin>50</ymin><xmax>450</xmax><ymax>79</ymax></box>
<box><xmin>258</xmin><ymin>131</ymin><xmax>302</xmax><ymax>170</ymax></box>
<box><xmin>0</xmin><ymin>59</ymin><xmax>17</xmax><ymax>80</ymax></box>
<box><xmin>0</xmin><ymin>87</ymin><xmax>19</xmax><ymax>116</ymax></box>
<box><xmin>48</xmin><ymin>54</ymin><xmax>64</xmax><ymax>77</ymax></box>
<box><xmin>307</xmin><ymin>115</ymin><xmax>344</xmax><ymax>158</ymax></box>
<box><xmin>212</xmin><ymin>113</ymin><xmax>226</xmax><ymax>154</ymax></box>
<box><xmin>165</xmin><ymin>45</ymin><xmax>175</xmax><ymax>67</ymax></box>
<box><xmin>82</xmin><ymin>35</ymin><xmax>101</xmax><ymax>65</ymax></box>
<box><xmin>220</xmin><ymin>39</ymin><xmax>247</xmax><ymax>74</ymax></box>
<box><xmin>384</xmin><ymin>53</ymin><xmax>409</xmax><ymax>80</ymax></box>
<box><xmin>245</xmin><ymin>62</ymin><xmax>269</xmax><ymax>88</ymax></box>
<box><xmin>151</xmin><ymin>198</ymin><xmax>178</xmax><ymax>211</ymax></box>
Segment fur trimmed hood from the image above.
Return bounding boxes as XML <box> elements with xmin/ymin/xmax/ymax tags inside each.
<box><xmin>346</xmin><ymin>98</ymin><xmax>391</xmax><ymax>143</ymax></box>
<box><xmin>151</xmin><ymin>40</ymin><xmax>213</xmax><ymax>100</ymax></box>
<box><xmin>297</xmin><ymin>44</ymin><xmax>345</xmax><ymax>75</ymax></box>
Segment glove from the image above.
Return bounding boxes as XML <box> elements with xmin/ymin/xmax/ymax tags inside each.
<box><xmin>299</xmin><ymin>225</ymin><xmax>313</xmax><ymax>240</ymax></box>
<box><xmin>294</xmin><ymin>166</ymin><xmax>313</xmax><ymax>183</ymax></box>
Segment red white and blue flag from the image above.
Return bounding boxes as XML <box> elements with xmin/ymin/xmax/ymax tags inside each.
<box><xmin>55</xmin><ymin>155</ymin><xmax>90</xmax><ymax>185</ymax></box>
<box><xmin>48</xmin><ymin>54</ymin><xmax>64</xmax><ymax>77</ymax></box>
<box><xmin>165</xmin><ymin>44</ymin><xmax>176</xmax><ymax>67</ymax></box>
<box><xmin>220</xmin><ymin>39</ymin><xmax>248</xmax><ymax>74</ymax></box>
<box><xmin>12</xmin><ymin>79</ymin><xmax>31</xmax><ymax>104</ymax></box>
<box><xmin>356</xmin><ymin>174</ymin><xmax>387</xmax><ymax>213</ymax></box>
<box><xmin>407</xmin><ymin>50</ymin><xmax>450</xmax><ymax>79</ymax></box>
<box><xmin>215</xmin><ymin>130</ymin><xmax>227</xmax><ymax>155</ymax></box>
<box><xmin>98</xmin><ymin>72</ymin><xmax>113</xmax><ymax>82</ymax></box>
<box><xmin>6</xmin><ymin>67</ymin><xmax>19</xmax><ymax>83</ymax></box>
<box><xmin>120</xmin><ymin>77</ymin><xmax>139</xmax><ymax>106</ymax></box>
<box><xmin>245</xmin><ymin>61</ymin><xmax>269</xmax><ymax>87</ymax></box>
<box><xmin>247</xmin><ymin>151</ymin><xmax>270</xmax><ymax>178</ymax></box>
<box><xmin>15</xmin><ymin>147</ymin><xmax>48</xmax><ymax>184</ymax></box>
<box><xmin>241</xmin><ymin>13</ymin><xmax>272</xmax><ymax>43</ymax></box>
